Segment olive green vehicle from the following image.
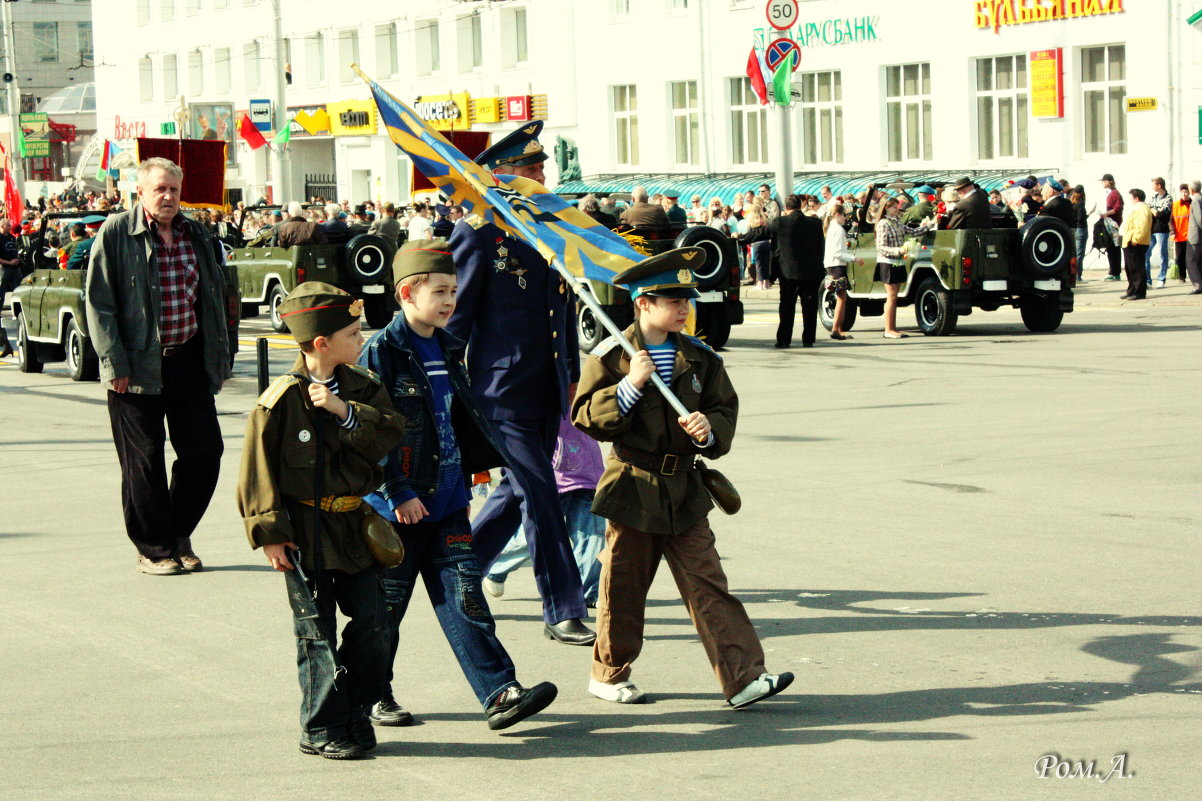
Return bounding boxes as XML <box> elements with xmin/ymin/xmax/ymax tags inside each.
<box><xmin>820</xmin><ymin>182</ymin><xmax>1076</xmax><ymax>336</ymax></box>
<box><xmin>230</xmin><ymin>217</ymin><xmax>397</xmax><ymax>331</ymax></box>
<box><xmin>12</xmin><ymin>211</ymin><xmax>241</xmax><ymax>380</ymax></box>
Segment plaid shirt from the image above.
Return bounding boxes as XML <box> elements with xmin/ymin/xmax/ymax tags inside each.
<box><xmin>147</xmin><ymin>211</ymin><xmax>200</xmax><ymax>347</ymax></box>
<box><xmin>875</xmin><ymin>215</ymin><xmax>906</xmax><ymax>263</ymax></box>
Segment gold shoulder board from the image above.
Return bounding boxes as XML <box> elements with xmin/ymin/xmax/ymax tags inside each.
<box><xmin>257</xmin><ymin>375</ymin><xmax>300</xmax><ymax>409</ymax></box>
<box><xmin>347</xmin><ymin>364</ymin><xmax>382</xmax><ymax>384</ymax></box>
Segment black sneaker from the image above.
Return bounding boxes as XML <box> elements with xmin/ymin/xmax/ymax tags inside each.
<box><xmin>370</xmin><ymin>695</ymin><xmax>415</xmax><ymax>727</ymax></box>
<box><xmin>486</xmin><ymin>682</ymin><xmax>557</xmax><ymax>730</ymax></box>
<box><xmin>299</xmin><ymin>736</ymin><xmax>364</xmax><ymax>759</ymax></box>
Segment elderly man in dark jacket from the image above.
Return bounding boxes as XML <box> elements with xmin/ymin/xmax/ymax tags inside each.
<box><xmin>947</xmin><ymin>177</ymin><xmax>992</xmax><ymax>230</ymax></box>
<box><xmin>740</xmin><ymin>194</ymin><xmax>826</xmax><ymax>348</ymax></box>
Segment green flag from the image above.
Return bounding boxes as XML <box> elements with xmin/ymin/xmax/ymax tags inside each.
<box><xmin>271</xmin><ymin>125</ymin><xmax>291</xmax><ymax>145</ymax></box>
<box><xmin>16</xmin><ymin>123</ymin><xmax>26</xmax><ymax>158</ymax></box>
<box><xmin>772</xmin><ymin>52</ymin><xmax>796</xmax><ymax>106</ymax></box>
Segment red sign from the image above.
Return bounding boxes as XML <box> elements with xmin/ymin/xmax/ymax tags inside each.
<box><xmin>764</xmin><ymin>37</ymin><xmax>801</xmax><ymax>73</ymax></box>
<box><xmin>505</xmin><ymin>96</ymin><xmax>531</xmax><ymax>121</ymax></box>
<box><xmin>113</xmin><ymin>116</ymin><xmax>148</xmax><ymax>142</ymax></box>
<box><xmin>765</xmin><ymin>0</ymin><xmax>799</xmax><ymax>31</ymax></box>
<box><xmin>1029</xmin><ymin>48</ymin><xmax>1064</xmax><ymax>119</ymax></box>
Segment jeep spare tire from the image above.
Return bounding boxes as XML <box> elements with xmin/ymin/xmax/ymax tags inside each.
<box><xmin>345</xmin><ymin>234</ymin><xmax>392</xmax><ymax>286</ymax></box>
<box><xmin>673</xmin><ymin>225</ymin><xmax>735</xmax><ymax>291</ymax></box>
<box><xmin>1019</xmin><ymin>216</ymin><xmax>1072</xmax><ymax>276</ymax></box>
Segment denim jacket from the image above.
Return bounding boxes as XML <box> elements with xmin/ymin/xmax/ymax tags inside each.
<box><xmin>360</xmin><ymin>313</ymin><xmax>508</xmax><ymax>512</ymax></box>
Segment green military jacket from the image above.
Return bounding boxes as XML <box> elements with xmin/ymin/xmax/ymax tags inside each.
<box><xmin>901</xmin><ymin>200</ymin><xmax>934</xmax><ymax>226</ymax></box>
<box><xmin>573</xmin><ymin>324</ymin><xmax>738</xmax><ymax>535</ymax></box>
<box><xmin>237</xmin><ymin>355</ymin><xmax>405</xmax><ymax>573</ymax></box>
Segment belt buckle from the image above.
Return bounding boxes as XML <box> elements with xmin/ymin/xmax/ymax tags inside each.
<box><xmin>661</xmin><ymin>454</ymin><xmax>678</xmax><ymax>477</ymax></box>
<box><xmin>162</xmin><ymin>345</ymin><xmax>179</xmax><ymax>357</ymax></box>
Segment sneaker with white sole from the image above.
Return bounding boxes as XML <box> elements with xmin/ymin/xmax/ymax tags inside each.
<box><xmin>729</xmin><ymin>672</ymin><xmax>794</xmax><ymax>709</ymax></box>
<box><xmin>588</xmin><ymin>678</ymin><xmax>647</xmax><ymax>704</ymax></box>
<box><xmin>482</xmin><ymin>576</ymin><xmax>505</xmax><ymax>598</ymax></box>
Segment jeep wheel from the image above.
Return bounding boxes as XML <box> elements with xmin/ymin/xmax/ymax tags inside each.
<box><xmin>577</xmin><ymin>304</ymin><xmax>607</xmax><ymax>353</ymax></box>
<box><xmin>345</xmin><ymin>235</ymin><xmax>392</xmax><ymax>286</ymax></box>
<box><xmin>914</xmin><ymin>276</ymin><xmax>958</xmax><ymax>336</ymax></box>
<box><xmin>268</xmin><ymin>284</ymin><xmax>289</xmax><ymax>333</ymax></box>
<box><xmin>819</xmin><ymin>281</ymin><xmax>857</xmax><ymax>332</ymax></box>
<box><xmin>363</xmin><ymin>295</ymin><xmax>393</xmax><ymax>329</ymax></box>
<box><xmin>17</xmin><ymin>314</ymin><xmax>42</xmax><ymax>373</ymax></box>
<box><xmin>1019</xmin><ymin>217</ymin><xmax>1073</xmax><ymax>276</ymax></box>
<box><xmin>65</xmin><ymin>318</ymin><xmax>99</xmax><ymax>381</ymax></box>
<box><xmin>694</xmin><ymin>302</ymin><xmax>731</xmax><ymax>349</ymax></box>
<box><xmin>1019</xmin><ymin>293</ymin><xmax>1064</xmax><ymax>332</ymax></box>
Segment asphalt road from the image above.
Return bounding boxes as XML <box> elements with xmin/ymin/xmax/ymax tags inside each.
<box><xmin>1</xmin><ymin>277</ymin><xmax>1198</xmax><ymax>801</ymax></box>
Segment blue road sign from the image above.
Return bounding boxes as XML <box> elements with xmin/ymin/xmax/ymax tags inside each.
<box><xmin>764</xmin><ymin>37</ymin><xmax>801</xmax><ymax>73</ymax></box>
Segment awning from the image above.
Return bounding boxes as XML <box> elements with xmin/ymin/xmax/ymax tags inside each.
<box><xmin>1188</xmin><ymin>8</ymin><xmax>1202</xmax><ymax>24</ymax></box>
<box><xmin>555</xmin><ymin>170</ymin><xmax>1057</xmax><ymax>204</ymax></box>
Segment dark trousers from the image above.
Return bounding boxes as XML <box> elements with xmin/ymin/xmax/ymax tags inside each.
<box><xmin>776</xmin><ymin>275</ymin><xmax>822</xmax><ymax>347</ymax></box>
<box><xmin>380</xmin><ymin>508</ymin><xmax>518</xmax><ymax>708</ymax></box>
<box><xmin>1123</xmin><ymin>244</ymin><xmax>1148</xmax><ymax>298</ymax></box>
<box><xmin>471</xmin><ymin>418</ymin><xmax>586</xmax><ymax>625</ymax></box>
<box><xmin>286</xmin><ymin>565</ymin><xmax>387</xmax><ymax>740</ymax></box>
<box><xmin>1106</xmin><ymin>241</ymin><xmax>1122</xmax><ymax>277</ymax></box>
<box><xmin>1175</xmin><ymin>241</ymin><xmax>1188</xmax><ymax>281</ymax></box>
<box><xmin>105</xmin><ymin>336</ymin><xmax>223</xmax><ymax>560</ymax></box>
<box><xmin>1188</xmin><ymin>243</ymin><xmax>1202</xmax><ymax>290</ymax></box>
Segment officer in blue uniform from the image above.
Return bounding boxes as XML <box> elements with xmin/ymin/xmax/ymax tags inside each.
<box><xmin>447</xmin><ymin>121</ymin><xmax>594</xmax><ymax>646</ymax></box>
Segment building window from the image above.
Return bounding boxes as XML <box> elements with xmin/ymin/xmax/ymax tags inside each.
<box><xmin>338</xmin><ymin>29</ymin><xmax>359</xmax><ymax>83</ymax></box>
<box><xmin>501</xmin><ymin>7</ymin><xmax>528</xmax><ymax>68</ymax></box>
<box><xmin>1082</xmin><ymin>44</ymin><xmax>1126</xmax><ymax>155</ymax></box>
<box><xmin>611</xmin><ymin>0</ymin><xmax>631</xmax><ymax>19</ymax></box>
<box><xmin>163</xmin><ymin>53</ymin><xmax>178</xmax><ymax>98</ymax></box>
<box><xmin>457</xmin><ymin>13</ymin><xmax>482</xmax><ymax>72</ymax></box>
<box><xmin>243</xmin><ymin>40</ymin><xmax>260</xmax><ymax>90</ymax></box>
<box><xmin>77</xmin><ymin>21</ymin><xmax>93</xmax><ymax>62</ymax></box>
<box><xmin>885</xmin><ymin>62</ymin><xmax>932</xmax><ymax>162</ymax></box>
<box><xmin>670</xmin><ymin>80</ymin><xmax>699</xmax><ymax>166</ymax></box>
<box><xmin>670</xmin><ymin>0</ymin><xmax>690</xmax><ymax>10</ymax></box>
<box><xmin>975</xmin><ymin>55</ymin><xmax>1028</xmax><ymax>161</ymax></box>
<box><xmin>728</xmin><ymin>77</ymin><xmax>768</xmax><ymax>165</ymax></box>
<box><xmin>138</xmin><ymin>0</ymin><xmax>151</xmax><ymax>25</ymax></box>
<box><xmin>416</xmin><ymin>19</ymin><xmax>440</xmax><ymax>76</ymax></box>
<box><xmin>33</xmin><ymin>22</ymin><xmax>59</xmax><ymax>63</ymax></box>
<box><xmin>139</xmin><ymin>56</ymin><xmax>154</xmax><ymax>101</ymax></box>
<box><xmin>306</xmin><ymin>31</ymin><xmax>326</xmax><ymax>86</ymax></box>
<box><xmin>161</xmin><ymin>0</ymin><xmax>175</xmax><ymax>21</ymax></box>
<box><xmin>188</xmin><ymin>49</ymin><xmax>204</xmax><ymax>94</ymax></box>
<box><xmin>374</xmin><ymin>22</ymin><xmax>398</xmax><ymax>77</ymax></box>
<box><xmin>215</xmin><ymin>0</ymin><xmax>229</xmax><ymax>8</ymax></box>
<box><xmin>612</xmin><ymin>84</ymin><xmax>639</xmax><ymax>166</ymax></box>
<box><xmin>215</xmin><ymin>47</ymin><xmax>230</xmax><ymax>93</ymax></box>
<box><xmin>798</xmin><ymin>70</ymin><xmax>843</xmax><ymax>165</ymax></box>
<box><xmin>186</xmin><ymin>0</ymin><xmax>202</xmax><ymax>14</ymax></box>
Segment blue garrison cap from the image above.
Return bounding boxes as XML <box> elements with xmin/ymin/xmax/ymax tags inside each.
<box><xmin>475</xmin><ymin>120</ymin><xmax>547</xmax><ymax>169</ymax></box>
<box><xmin>613</xmin><ymin>247</ymin><xmax>704</xmax><ymax>300</ymax></box>
<box><xmin>912</xmin><ymin>185</ymin><xmax>934</xmax><ymax>197</ymax></box>
<box><xmin>1046</xmin><ymin>178</ymin><xmax>1063</xmax><ymax>192</ymax></box>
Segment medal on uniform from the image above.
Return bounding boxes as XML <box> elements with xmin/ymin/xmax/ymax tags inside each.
<box><xmin>494</xmin><ymin>245</ymin><xmax>510</xmax><ymax>271</ymax></box>
<box><xmin>298</xmin><ymin>430</ymin><xmax>312</xmax><ymax>442</ymax></box>
<box><xmin>691</xmin><ymin>375</ymin><xmax>702</xmax><ymax>393</ymax></box>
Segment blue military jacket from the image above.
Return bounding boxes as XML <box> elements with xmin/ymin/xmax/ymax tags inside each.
<box><xmin>447</xmin><ymin>216</ymin><xmax>580</xmax><ymax>421</ymax></box>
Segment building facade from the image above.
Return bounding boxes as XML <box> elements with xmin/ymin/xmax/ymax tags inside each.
<box><xmin>92</xmin><ymin>0</ymin><xmax>1200</xmax><ymax>205</ymax></box>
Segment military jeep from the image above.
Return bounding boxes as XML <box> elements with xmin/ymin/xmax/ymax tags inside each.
<box><xmin>11</xmin><ymin>211</ymin><xmax>240</xmax><ymax>380</ymax></box>
<box><xmin>820</xmin><ymin>182</ymin><xmax>1075</xmax><ymax>336</ymax></box>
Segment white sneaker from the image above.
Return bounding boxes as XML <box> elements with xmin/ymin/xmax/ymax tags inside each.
<box><xmin>588</xmin><ymin>678</ymin><xmax>647</xmax><ymax>704</ymax></box>
<box><xmin>482</xmin><ymin>577</ymin><xmax>505</xmax><ymax>598</ymax></box>
<box><xmin>729</xmin><ymin>672</ymin><xmax>794</xmax><ymax>709</ymax></box>
<box><xmin>1157</xmin><ymin>280</ymin><xmax>1166</xmax><ymax>288</ymax></box>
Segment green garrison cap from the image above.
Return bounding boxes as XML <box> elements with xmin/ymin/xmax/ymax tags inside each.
<box><xmin>612</xmin><ymin>247</ymin><xmax>704</xmax><ymax>300</ymax></box>
<box><xmin>392</xmin><ymin>237</ymin><xmax>456</xmax><ymax>285</ymax></box>
<box><xmin>278</xmin><ymin>281</ymin><xmax>362</xmax><ymax>342</ymax></box>
<box><xmin>475</xmin><ymin>120</ymin><xmax>548</xmax><ymax>169</ymax></box>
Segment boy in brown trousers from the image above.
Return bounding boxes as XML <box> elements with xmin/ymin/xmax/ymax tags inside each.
<box><xmin>572</xmin><ymin>247</ymin><xmax>792</xmax><ymax>708</ymax></box>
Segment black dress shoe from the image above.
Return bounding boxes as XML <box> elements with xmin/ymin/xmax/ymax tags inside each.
<box><xmin>772</xmin><ymin>342</ymin><xmax>790</xmax><ymax>349</ymax></box>
<box><xmin>370</xmin><ymin>694</ymin><xmax>415</xmax><ymax>727</ymax></box>
<box><xmin>0</xmin><ymin>344</ymin><xmax>13</xmax><ymax>358</ymax></box>
<box><xmin>486</xmin><ymin>682</ymin><xmax>558</xmax><ymax>730</ymax></box>
<box><xmin>299</xmin><ymin>736</ymin><xmax>365</xmax><ymax>759</ymax></box>
<box><xmin>347</xmin><ymin>718</ymin><xmax>377</xmax><ymax>752</ymax></box>
<box><xmin>543</xmin><ymin>618</ymin><xmax>596</xmax><ymax>645</ymax></box>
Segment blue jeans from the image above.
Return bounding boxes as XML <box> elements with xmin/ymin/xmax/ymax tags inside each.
<box><xmin>488</xmin><ymin>488</ymin><xmax>606</xmax><ymax>605</ymax></box>
<box><xmin>1074</xmin><ymin>228</ymin><xmax>1088</xmax><ymax>277</ymax></box>
<box><xmin>1145</xmin><ymin>232</ymin><xmax>1170</xmax><ymax>282</ymax></box>
<box><xmin>380</xmin><ymin>508</ymin><xmax>518</xmax><ymax>708</ymax></box>
<box><xmin>285</xmin><ymin>565</ymin><xmax>387</xmax><ymax>740</ymax></box>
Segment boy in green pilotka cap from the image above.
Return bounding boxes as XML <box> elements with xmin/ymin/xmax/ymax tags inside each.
<box><xmin>236</xmin><ymin>281</ymin><xmax>404</xmax><ymax>760</ymax></box>
<box><xmin>360</xmin><ymin>238</ymin><xmax>558</xmax><ymax>733</ymax></box>
<box><xmin>573</xmin><ymin>247</ymin><xmax>794</xmax><ymax>708</ymax></box>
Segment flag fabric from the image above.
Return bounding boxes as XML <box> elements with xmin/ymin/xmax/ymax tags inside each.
<box><xmin>772</xmin><ymin>51</ymin><xmax>796</xmax><ymax>106</ymax></box>
<box><xmin>15</xmin><ymin>123</ymin><xmax>26</xmax><ymax>159</ymax></box>
<box><xmin>271</xmin><ymin>125</ymin><xmax>291</xmax><ymax>145</ymax></box>
<box><xmin>99</xmin><ymin>138</ymin><xmax>111</xmax><ymax>171</ymax></box>
<box><xmin>3</xmin><ymin>149</ymin><xmax>22</xmax><ymax>228</ymax></box>
<box><xmin>237</xmin><ymin>113</ymin><xmax>268</xmax><ymax>150</ymax></box>
<box><xmin>356</xmin><ymin>65</ymin><xmax>642</xmax><ymax>284</ymax></box>
<box><xmin>746</xmin><ymin>48</ymin><xmax>769</xmax><ymax>105</ymax></box>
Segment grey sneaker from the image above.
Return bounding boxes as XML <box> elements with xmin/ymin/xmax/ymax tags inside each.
<box><xmin>729</xmin><ymin>672</ymin><xmax>794</xmax><ymax>709</ymax></box>
<box><xmin>136</xmin><ymin>555</ymin><xmax>183</xmax><ymax>576</ymax></box>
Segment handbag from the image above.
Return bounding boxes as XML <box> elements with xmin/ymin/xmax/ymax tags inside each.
<box><xmin>696</xmin><ymin>461</ymin><xmax>741</xmax><ymax>515</ymax></box>
<box><xmin>361</xmin><ymin>507</ymin><xmax>405</xmax><ymax>568</ymax></box>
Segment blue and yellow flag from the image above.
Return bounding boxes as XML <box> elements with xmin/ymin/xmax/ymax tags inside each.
<box><xmin>355</xmin><ymin>66</ymin><xmax>642</xmax><ymax>284</ymax></box>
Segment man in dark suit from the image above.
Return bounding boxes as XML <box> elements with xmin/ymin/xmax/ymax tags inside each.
<box><xmin>447</xmin><ymin>121</ymin><xmax>593</xmax><ymax>646</ymax></box>
<box><xmin>741</xmin><ymin>194</ymin><xmax>826</xmax><ymax>348</ymax></box>
<box><xmin>1037</xmin><ymin>179</ymin><xmax>1074</xmax><ymax>226</ymax></box>
<box><xmin>947</xmin><ymin>177</ymin><xmax>992</xmax><ymax>230</ymax></box>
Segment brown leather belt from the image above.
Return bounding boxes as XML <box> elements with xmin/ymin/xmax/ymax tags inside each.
<box><xmin>612</xmin><ymin>443</ymin><xmax>695</xmax><ymax>477</ymax></box>
<box><xmin>299</xmin><ymin>495</ymin><xmax>363</xmax><ymax>513</ymax></box>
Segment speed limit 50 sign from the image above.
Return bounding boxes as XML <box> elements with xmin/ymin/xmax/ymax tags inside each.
<box><xmin>765</xmin><ymin>0</ymin><xmax>798</xmax><ymax>30</ymax></box>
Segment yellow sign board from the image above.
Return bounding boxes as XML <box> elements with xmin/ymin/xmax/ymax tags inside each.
<box><xmin>413</xmin><ymin>93</ymin><xmax>471</xmax><ymax>131</ymax></box>
<box><xmin>975</xmin><ymin>0</ymin><xmax>1124</xmax><ymax>33</ymax></box>
<box><xmin>471</xmin><ymin>97</ymin><xmax>502</xmax><ymax>125</ymax></box>
<box><xmin>327</xmin><ymin>99</ymin><xmax>378</xmax><ymax>136</ymax></box>
<box><xmin>1126</xmin><ymin>97</ymin><xmax>1157</xmax><ymax>112</ymax></box>
<box><xmin>1029</xmin><ymin>49</ymin><xmax>1063</xmax><ymax>118</ymax></box>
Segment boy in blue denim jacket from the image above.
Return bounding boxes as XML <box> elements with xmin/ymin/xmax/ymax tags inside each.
<box><xmin>359</xmin><ymin>238</ymin><xmax>557</xmax><ymax>732</ymax></box>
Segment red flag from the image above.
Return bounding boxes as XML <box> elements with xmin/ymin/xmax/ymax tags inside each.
<box><xmin>4</xmin><ymin>150</ymin><xmax>22</xmax><ymax>228</ymax></box>
<box><xmin>746</xmin><ymin>48</ymin><xmax>769</xmax><ymax>106</ymax></box>
<box><xmin>237</xmin><ymin>112</ymin><xmax>268</xmax><ymax>150</ymax></box>
<box><xmin>100</xmin><ymin>138</ymin><xmax>111</xmax><ymax>170</ymax></box>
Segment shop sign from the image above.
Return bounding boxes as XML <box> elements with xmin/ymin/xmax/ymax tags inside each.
<box><xmin>288</xmin><ymin>105</ymin><xmax>331</xmax><ymax>137</ymax></box>
<box><xmin>113</xmin><ymin>115</ymin><xmax>148</xmax><ymax>142</ymax></box>
<box><xmin>505</xmin><ymin>96</ymin><xmax>530</xmax><ymax>121</ymax></box>
<box><xmin>975</xmin><ymin>0</ymin><xmax>1124</xmax><ymax>34</ymax></box>
<box><xmin>472</xmin><ymin>97</ymin><xmax>502</xmax><ymax>124</ymax></box>
<box><xmin>1126</xmin><ymin>97</ymin><xmax>1157</xmax><ymax>112</ymax></box>
<box><xmin>1029</xmin><ymin>48</ymin><xmax>1064</xmax><ymax>119</ymax></box>
<box><xmin>413</xmin><ymin>93</ymin><xmax>471</xmax><ymax>131</ymax></box>
<box><xmin>327</xmin><ymin>99</ymin><xmax>378</xmax><ymax>136</ymax></box>
<box><xmin>20</xmin><ymin>113</ymin><xmax>51</xmax><ymax>157</ymax></box>
<box><xmin>752</xmin><ymin>16</ymin><xmax>879</xmax><ymax>50</ymax></box>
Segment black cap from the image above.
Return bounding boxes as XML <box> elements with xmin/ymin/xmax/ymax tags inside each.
<box><xmin>1100</xmin><ymin>173</ymin><xmax>1115</xmax><ymax>182</ymax></box>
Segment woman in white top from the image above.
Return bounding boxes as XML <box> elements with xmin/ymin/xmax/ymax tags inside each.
<box><xmin>406</xmin><ymin>203</ymin><xmax>433</xmax><ymax>241</ymax></box>
<box><xmin>822</xmin><ymin>204</ymin><xmax>858</xmax><ymax>340</ymax></box>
